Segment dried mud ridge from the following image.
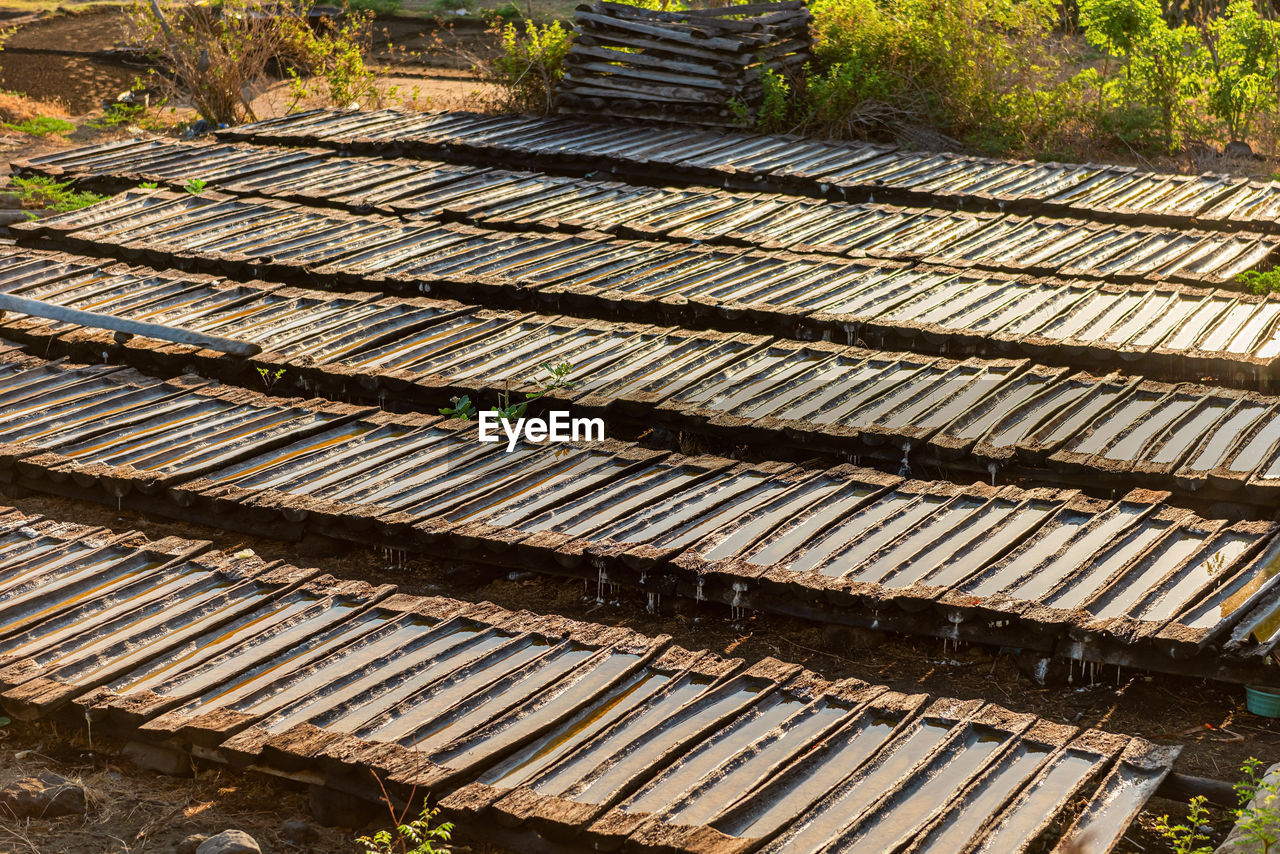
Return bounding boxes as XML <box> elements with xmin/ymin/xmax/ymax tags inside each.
<box><xmin>0</xmin><ymin>502</ymin><xmax>1176</xmax><ymax>854</ymax></box>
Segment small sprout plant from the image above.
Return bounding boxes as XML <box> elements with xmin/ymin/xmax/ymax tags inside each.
<box><xmin>356</xmin><ymin>805</ymin><xmax>452</xmax><ymax>854</ymax></box>
<box><xmin>184</xmin><ymin>178</ymin><xmax>208</xmax><ymax>195</ymax></box>
<box><xmin>1159</xmin><ymin>758</ymin><xmax>1280</xmax><ymax>854</ymax></box>
<box><xmin>256</xmin><ymin>366</ymin><xmax>286</xmax><ymax>392</ymax></box>
<box><xmin>137</xmin><ymin>182</ymin><xmax>159</xmax><ymax>190</ymax></box>
<box><xmin>357</xmin><ymin>770</ymin><xmax>454</xmax><ymax>854</ymax></box>
<box><xmin>437</xmin><ymin>362</ymin><xmax>575</xmax><ymax>422</ymax></box>
<box><xmin>1232</xmin><ymin>757</ymin><xmax>1280</xmax><ymax>854</ymax></box>
<box><xmin>440</xmin><ymin>395</ymin><xmax>477</xmax><ymax>420</ymax></box>
<box><xmin>1155</xmin><ymin>795</ymin><xmax>1213</xmax><ymax>854</ymax></box>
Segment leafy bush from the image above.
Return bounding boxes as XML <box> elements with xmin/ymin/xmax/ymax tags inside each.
<box><xmin>348</xmin><ymin>0</ymin><xmax>403</xmax><ymax>13</ymax></box>
<box><xmin>282</xmin><ymin>8</ymin><xmax>380</xmax><ymax>109</ymax></box>
<box><xmin>487</xmin><ymin>19</ymin><xmax>571</xmax><ymax>113</ymax></box>
<box><xmin>1078</xmin><ymin>0</ymin><xmax>1205</xmax><ymax>153</ymax></box>
<box><xmin>128</xmin><ymin>0</ymin><xmax>380</xmax><ymax>125</ymax></box>
<box><xmin>1237</xmin><ymin>269</ymin><xmax>1280</xmax><ymax>295</ymax></box>
<box><xmin>781</xmin><ymin>0</ymin><xmax>1080</xmax><ymax>152</ymax></box>
<box><xmin>6</xmin><ymin>177</ymin><xmax>106</xmax><ymax>212</ymax></box>
<box><xmin>1200</xmin><ymin>0</ymin><xmax>1280</xmax><ymax>142</ymax></box>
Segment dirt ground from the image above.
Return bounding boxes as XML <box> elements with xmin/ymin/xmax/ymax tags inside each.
<box><xmin>0</xmin><ymin>489</ymin><xmax>1273</xmax><ymax>852</ymax></box>
<box><xmin>0</xmin><ymin>721</ymin><xmax>357</xmax><ymax>853</ymax></box>
<box><xmin>0</xmin><ymin>8</ymin><xmax>498</xmax><ymax>118</ymax></box>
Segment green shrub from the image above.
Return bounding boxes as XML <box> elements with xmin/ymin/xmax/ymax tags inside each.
<box><xmin>1201</xmin><ymin>0</ymin><xmax>1280</xmax><ymax>142</ymax></box>
<box><xmin>129</xmin><ymin>0</ymin><xmax>380</xmax><ymax>125</ymax></box>
<box><xmin>348</xmin><ymin>0</ymin><xmax>403</xmax><ymax>13</ymax></box>
<box><xmin>1078</xmin><ymin>0</ymin><xmax>1205</xmax><ymax>153</ymax></box>
<box><xmin>1237</xmin><ymin>269</ymin><xmax>1280</xmax><ymax>295</ymax></box>
<box><xmin>282</xmin><ymin>8</ymin><xmax>380</xmax><ymax>109</ymax></box>
<box><xmin>787</xmin><ymin>0</ymin><xmax>1078</xmax><ymax>151</ymax></box>
<box><xmin>7</xmin><ymin>176</ymin><xmax>106</xmax><ymax>212</ymax></box>
<box><xmin>488</xmin><ymin>19</ymin><xmax>571</xmax><ymax>113</ymax></box>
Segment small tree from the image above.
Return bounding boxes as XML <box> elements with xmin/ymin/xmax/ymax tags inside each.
<box><xmin>128</xmin><ymin>0</ymin><xmax>379</xmax><ymax>126</ymax></box>
<box><xmin>1078</xmin><ymin>0</ymin><xmax>1205</xmax><ymax>153</ymax></box>
<box><xmin>486</xmin><ymin>19</ymin><xmax>572</xmax><ymax>114</ymax></box>
<box><xmin>1200</xmin><ymin>0</ymin><xmax>1280</xmax><ymax>143</ymax></box>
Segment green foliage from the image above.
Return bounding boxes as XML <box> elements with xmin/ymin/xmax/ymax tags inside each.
<box><xmin>282</xmin><ymin>7</ymin><xmax>379</xmax><ymax>108</ymax></box>
<box><xmin>755</xmin><ymin>67</ymin><xmax>791</xmax><ymax>133</ymax></box>
<box><xmin>1157</xmin><ymin>758</ymin><xmax>1280</xmax><ymax>854</ymax></box>
<box><xmin>1078</xmin><ymin>0</ymin><xmax>1205</xmax><ymax>153</ymax></box>
<box><xmin>89</xmin><ymin>102</ymin><xmax>146</xmax><ymax>128</ymax></box>
<box><xmin>787</xmin><ymin>0</ymin><xmax>1078</xmax><ymax>152</ymax></box>
<box><xmin>138</xmin><ymin>181</ymin><xmax>159</xmax><ymax>189</ymax></box>
<box><xmin>709</xmin><ymin>0</ymin><xmax>1280</xmax><ymax>157</ymax></box>
<box><xmin>437</xmin><ymin>362</ymin><xmax>575</xmax><ymax>421</ymax></box>
<box><xmin>488</xmin><ymin>1</ymin><xmax>521</xmax><ymax>20</ymax></box>
<box><xmin>256</xmin><ymin>366</ymin><xmax>286</xmax><ymax>392</ymax></box>
<box><xmin>1201</xmin><ymin>0</ymin><xmax>1280</xmax><ymax>142</ymax></box>
<box><xmin>356</xmin><ymin>804</ymin><xmax>453</xmax><ymax>854</ymax></box>
<box><xmin>3</xmin><ymin>116</ymin><xmax>74</xmax><ymax>137</ymax></box>
<box><xmin>129</xmin><ymin>0</ymin><xmax>379</xmax><ymax>125</ymax></box>
<box><xmin>1234</xmin><ymin>756</ymin><xmax>1280</xmax><ymax>853</ymax></box>
<box><xmin>440</xmin><ymin>394</ymin><xmax>477</xmax><ymax>420</ymax></box>
<box><xmin>1237</xmin><ymin>269</ymin><xmax>1280</xmax><ymax>295</ymax></box>
<box><xmin>7</xmin><ymin>176</ymin><xmax>106</xmax><ymax>212</ymax></box>
<box><xmin>489</xmin><ymin>19</ymin><xmax>571</xmax><ymax>113</ymax></box>
<box><xmin>184</xmin><ymin>178</ymin><xmax>208</xmax><ymax>195</ymax></box>
<box><xmin>1154</xmin><ymin>795</ymin><xmax>1213</xmax><ymax>854</ymax></box>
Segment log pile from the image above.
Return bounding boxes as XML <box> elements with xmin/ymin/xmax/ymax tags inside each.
<box><xmin>557</xmin><ymin>0</ymin><xmax>811</xmax><ymax>127</ymax></box>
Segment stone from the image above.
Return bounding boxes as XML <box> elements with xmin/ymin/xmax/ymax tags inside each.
<box><xmin>1224</xmin><ymin>140</ymin><xmax>1255</xmax><ymax>158</ymax></box>
<box><xmin>177</xmin><ymin>834</ymin><xmax>209</xmax><ymax>854</ymax></box>
<box><xmin>281</xmin><ymin>818</ymin><xmax>319</xmax><ymax>844</ymax></box>
<box><xmin>195</xmin><ymin>830</ymin><xmax>261</xmax><ymax>854</ymax></box>
<box><xmin>0</xmin><ymin>772</ymin><xmax>86</xmax><ymax>819</ymax></box>
<box><xmin>123</xmin><ymin>740</ymin><xmax>193</xmax><ymax>777</ymax></box>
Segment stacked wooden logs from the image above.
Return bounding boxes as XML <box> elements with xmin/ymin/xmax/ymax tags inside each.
<box><xmin>556</xmin><ymin>0</ymin><xmax>812</xmax><ymax>127</ymax></box>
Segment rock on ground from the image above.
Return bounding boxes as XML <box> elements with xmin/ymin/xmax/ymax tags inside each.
<box><xmin>195</xmin><ymin>829</ymin><xmax>262</xmax><ymax>854</ymax></box>
<box><xmin>0</xmin><ymin>771</ymin><xmax>86</xmax><ymax>819</ymax></box>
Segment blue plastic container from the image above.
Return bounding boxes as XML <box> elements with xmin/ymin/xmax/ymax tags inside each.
<box><xmin>1246</xmin><ymin>685</ymin><xmax>1280</xmax><ymax>717</ymax></box>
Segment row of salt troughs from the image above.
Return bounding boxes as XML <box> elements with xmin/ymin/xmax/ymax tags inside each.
<box><xmin>19</xmin><ymin>138</ymin><xmax>1280</xmax><ymax>295</ymax></box>
<box><xmin>12</xmin><ymin>189</ymin><xmax>1280</xmax><ymax>391</ymax></box>
<box><xmin>213</xmin><ymin>108</ymin><xmax>1280</xmax><ymax>232</ymax></box>
<box><xmin>1</xmin><ymin>246</ymin><xmax>1279</xmax><ymax>506</ymax></box>
<box><xmin>0</xmin><ymin>503</ymin><xmax>1177</xmax><ymax>854</ymax></box>
<box><xmin>0</xmin><ymin>350</ymin><xmax>1277</xmax><ymax>682</ymax></box>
